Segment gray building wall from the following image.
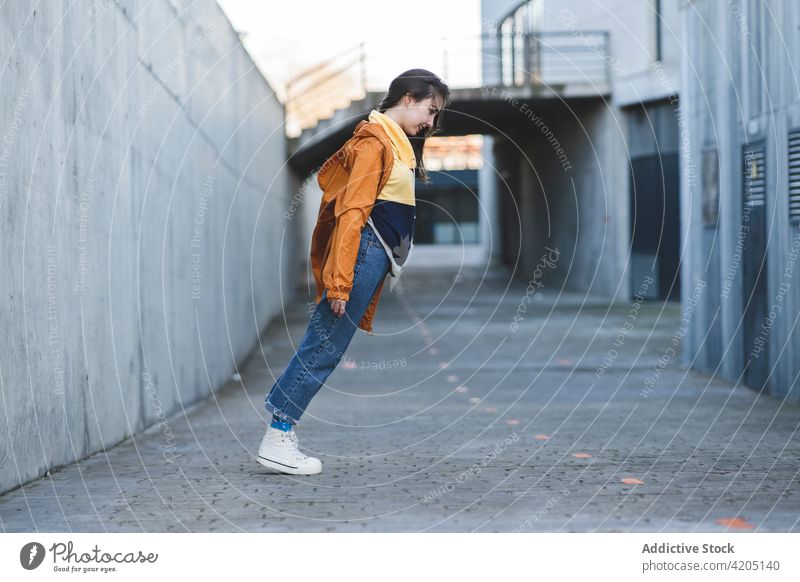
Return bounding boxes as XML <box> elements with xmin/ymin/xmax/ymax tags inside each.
<box><xmin>479</xmin><ymin>135</ymin><xmax>503</xmax><ymax>268</ymax></box>
<box><xmin>492</xmin><ymin>99</ymin><xmax>627</xmax><ymax>297</ymax></box>
<box><xmin>680</xmin><ymin>0</ymin><xmax>800</xmax><ymax>400</ymax></box>
<box><xmin>480</xmin><ymin>0</ymin><xmax>681</xmax><ymax>302</ymax></box>
<box><xmin>0</xmin><ymin>0</ymin><xmax>294</xmax><ymax>493</ymax></box>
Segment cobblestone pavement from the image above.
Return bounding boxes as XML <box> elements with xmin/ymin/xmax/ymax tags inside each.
<box><xmin>2</xmin><ymin>266</ymin><xmax>799</xmax><ymax>532</ymax></box>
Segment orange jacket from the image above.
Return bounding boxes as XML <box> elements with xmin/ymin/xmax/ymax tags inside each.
<box><xmin>310</xmin><ymin>120</ymin><xmax>396</xmax><ymax>334</ymax></box>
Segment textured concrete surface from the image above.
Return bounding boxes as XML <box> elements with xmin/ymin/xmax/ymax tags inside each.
<box><xmin>0</xmin><ymin>1</ymin><xmax>293</xmax><ymax>494</ymax></box>
<box><xmin>681</xmin><ymin>0</ymin><xmax>800</xmax><ymax>402</ymax></box>
<box><xmin>1</xmin><ymin>265</ymin><xmax>798</xmax><ymax>532</ymax></box>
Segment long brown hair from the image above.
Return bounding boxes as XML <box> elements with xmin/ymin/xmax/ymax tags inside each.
<box><xmin>377</xmin><ymin>68</ymin><xmax>451</xmax><ymax>184</ymax></box>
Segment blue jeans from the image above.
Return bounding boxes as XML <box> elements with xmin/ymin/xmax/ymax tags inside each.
<box><xmin>265</xmin><ymin>225</ymin><xmax>390</xmax><ymax>425</ymax></box>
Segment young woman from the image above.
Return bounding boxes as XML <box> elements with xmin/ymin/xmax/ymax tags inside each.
<box><xmin>257</xmin><ymin>69</ymin><xmax>451</xmax><ymax>475</ymax></box>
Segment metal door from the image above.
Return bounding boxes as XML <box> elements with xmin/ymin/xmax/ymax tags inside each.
<box><xmin>629</xmin><ymin>153</ymin><xmax>681</xmax><ymax>300</ymax></box>
<box><xmin>741</xmin><ymin>143</ymin><xmax>769</xmax><ymax>391</ymax></box>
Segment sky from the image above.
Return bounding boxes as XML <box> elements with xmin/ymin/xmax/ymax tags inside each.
<box><xmin>217</xmin><ymin>0</ymin><xmax>482</xmax><ymax>102</ymax></box>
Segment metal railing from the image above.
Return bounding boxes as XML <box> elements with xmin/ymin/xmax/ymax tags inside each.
<box><xmin>285</xmin><ymin>31</ymin><xmax>611</xmax><ymax>137</ymax></box>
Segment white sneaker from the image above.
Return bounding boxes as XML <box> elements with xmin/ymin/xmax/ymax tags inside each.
<box><xmin>256</xmin><ymin>425</ymin><xmax>322</xmax><ymax>475</ymax></box>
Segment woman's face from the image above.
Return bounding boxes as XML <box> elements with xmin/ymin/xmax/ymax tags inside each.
<box><xmin>399</xmin><ymin>93</ymin><xmax>444</xmax><ymax>136</ymax></box>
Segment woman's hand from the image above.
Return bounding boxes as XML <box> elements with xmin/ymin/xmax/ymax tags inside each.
<box><xmin>328</xmin><ymin>297</ymin><xmax>347</xmax><ymax>317</ymax></box>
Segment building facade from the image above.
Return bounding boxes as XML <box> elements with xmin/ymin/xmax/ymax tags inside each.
<box><xmin>480</xmin><ymin>0</ymin><xmax>683</xmax><ymax>301</ymax></box>
<box><xmin>681</xmin><ymin>0</ymin><xmax>800</xmax><ymax>400</ymax></box>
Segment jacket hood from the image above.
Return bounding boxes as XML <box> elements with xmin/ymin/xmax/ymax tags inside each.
<box><xmin>354</xmin><ymin>118</ymin><xmax>392</xmax><ymax>147</ymax></box>
<box><xmin>317</xmin><ymin>120</ymin><xmax>393</xmax><ymax>191</ymax></box>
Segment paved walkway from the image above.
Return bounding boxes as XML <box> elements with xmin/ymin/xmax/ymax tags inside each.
<box><xmin>2</xmin><ymin>266</ymin><xmax>799</xmax><ymax>532</ymax></box>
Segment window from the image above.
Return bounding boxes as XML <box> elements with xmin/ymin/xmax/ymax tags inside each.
<box><xmin>414</xmin><ymin>170</ymin><xmax>480</xmax><ymax>245</ymax></box>
<box><xmin>497</xmin><ymin>1</ymin><xmax>542</xmax><ymax>86</ymax></box>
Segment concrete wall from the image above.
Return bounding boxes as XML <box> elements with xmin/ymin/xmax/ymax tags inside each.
<box><xmin>0</xmin><ymin>0</ymin><xmax>294</xmax><ymax>494</ymax></box>
<box><xmin>297</xmin><ymin>170</ymin><xmax>323</xmax><ymax>294</ymax></box>
<box><xmin>478</xmin><ymin>0</ymin><xmax>683</xmax><ymax>303</ymax></box>
<box><xmin>540</xmin><ymin>0</ymin><xmax>682</xmax><ymax>105</ymax></box>
<box><xmin>680</xmin><ymin>0</ymin><xmax>800</xmax><ymax>400</ymax></box>
<box><xmin>481</xmin><ymin>0</ymin><xmax>682</xmax><ymax>103</ymax></box>
<box><xmin>479</xmin><ymin>135</ymin><xmax>503</xmax><ymax>268</ymax></box>
<box><xmin>492</xmin><ymin>100</ymin><xmax>628</xmax><ymax>299</ymax></box>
